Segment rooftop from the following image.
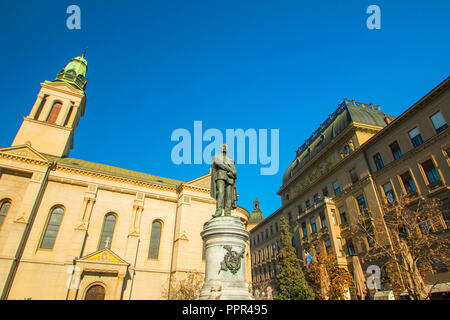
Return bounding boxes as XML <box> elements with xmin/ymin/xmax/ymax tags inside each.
<box><xmin>282</xmin><ymin>99</ymin><xmax>396</xmax><ymax>185</ymax></box>
<box><xmin>45</xmin><ymin>155</ymin><xmax>184</xmax><ymax>187</ymax></box>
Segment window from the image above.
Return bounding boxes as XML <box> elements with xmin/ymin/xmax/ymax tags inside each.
<box><xmin>275</xmin><ymin>222</ymin><xmax>279</xmax><ymax>232</ymax></box>
<box><xmin>291</xmin><ymin>233</ymin><xmax>296</xmax><ymax>247</ymax></box>
<box><xmin>313</xmin><ymin>193</ymin><xmax>320</xmax><ymax>204</ymax></box>
<box><xmin>322</xmin><ymin>187</ymin><xmax>329</xmax><ymax>197</ymax></box>
<box><xmin>305</xmin><ymin>199</ymin><xmax>311</xmax><ymax>209</ymax></box>
<box><xmin>39</xmin><ymin>206</ymin><xmax>64</xmax><ymax>249</ymax></box>
<box><xmin>400</xmin><ymin>171</ymin><xmax>417</xmax><ymax>194</ymax></box>
<box><xmin>0</xmin><ymin>200</ymin><xmax>11</xmax><ymax>228</ymax></box>
<box><xmin>302</xmin><ymin>222</ymin><xmax>307</xmax><ymax>237</ymax></box>
<box><xmin>285</xmin><ymin>193</ymin><xmax>290</xmax><ymax>201</ymax></box>
<box><xmin>347</xmin><ymin>241</ymin><xmax>355</xmax><ymax>255</ymax></box>
<box><xmin>419</xmin><ymin>218</ymin><xmax>432</xmax><ymax>234</ymax></box>
<box><xmin>356</xmin><ymin>195</ymin><xmax>368</xmax><ymax>215</ymax></box>
<box><xmin>338</xmin><ymin>207</ymin><xmax>347</xmax><ymax>224</ymax></box>
<box><xmin>270</xmin><ymin>225</ymin><xmax>273</xmax><ymax>236</ymax></box>
<box><xmin>421</xmin><ymin>159</ymin><xmax>441</xmax><ymax>184</ymax></box>
<box><xmin>373</xmin><ymin>153</ymin><xmax>384</xmax><ymax>170</ymax></box>
<box><xmin>325</xmin><ymin>240</ymin><xmax>332</xmax><ymax>254</ymax></box>
<box><xmin>349</xmin><ymin>168</ymin><xmax>358</xmax><ymax>183</ymax></box>
<box><xmin>408</xmin><ymin>128</ymin><xmax>423</xmax><ymax>147</ymax></box>
<box><xmin>333</xmin><ymin>181</ymin><xmax>341</xmax><ymax>195</ymax></box>
<box><xmin>310</xmin><ymin>217</ymin><xmax>317</xmax><ymax>233</ymax></box>
<box><xmin>46</xmin><ymin>102</ymin><xmax>62</xmax><ymax>124</ymax></box>
<box><xmin>383</xmin><ymin>182</ymin><xmax>396</xmax><ymax>203</ymax></box>
<box><xmin>430</xmin><ymin>111</ymin><xmax>448</xmax><ymax>133</ymax></box>
<box><xmin>98</xmin><ymin>213</ymin><xmax>116</xmax><ymax>250</ymax></box>
<box><xmin>265</xmin><ymin>229</ymin><xmax>269</xmax><ymax>239</ymax></box>
<box><xmin>320</xmin><ymin>212</ymin><xmax>327</xmax><ymax>228</ymax></box>
<box><xmin>288</xmin><ymin>213</ymin><xmax>293</xmax><ymax>224</ymax></box>
<box><xmin>343</xmin><ymin>144</ymin><xmax>351</xmax><ymax>155</ymax></box>
<box><xmin>389</xmin><ymin>141</ymin><xmax>402</xmax><ymax>160</ymax></box>
<box><xmin>148</xmin><ymin>220</ymin><xmax>162</xmax><ymax>259</ymax></box>
<box><xmin>331</xmin><ymin>209</ymin><xmax>338</xmax><ymax>225</ymax></box>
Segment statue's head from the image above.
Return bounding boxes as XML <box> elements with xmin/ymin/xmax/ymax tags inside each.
<box><xmin>221</xmin><ymin>144</ymin><xmax>228</xmax><ymax>154</ymax></box>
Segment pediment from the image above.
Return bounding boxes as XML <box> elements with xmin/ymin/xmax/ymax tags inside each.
<box><xmin>42</xmin><ymin>81</ymin><xmax>84</xmax><ymax>96</ymax></box>
<box><xmin>0</xmin><ymin>145</ymin><xmax>48</xmax><ymax>161</ymax></box>
<box><xmin>186</xmin><ymin>171</ymin><xmax>211</xmax><ymax>189</ymax></box>
<box><xmin>78</xmin><ymin>248</ymin><xmax>129</xmax><ymax>265</ymax></box>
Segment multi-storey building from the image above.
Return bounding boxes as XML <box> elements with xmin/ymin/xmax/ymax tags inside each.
<box><xmin>250</xmin><ymin>77</ymin><xmax>450</xmax><ymax>298</ymax></box>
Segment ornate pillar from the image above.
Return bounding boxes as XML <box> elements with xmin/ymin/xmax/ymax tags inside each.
<box><xmin>199</xmin><ymin>216</ymin><xmax>253</xmax><ymax>300</ymax></box>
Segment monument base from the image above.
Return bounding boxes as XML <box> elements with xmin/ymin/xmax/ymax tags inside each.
<box><xmin>198</xmin><ymin>216</ymin><xmax>253</xmax><ymax>300</ymax></box>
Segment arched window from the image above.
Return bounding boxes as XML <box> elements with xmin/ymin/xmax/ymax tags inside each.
<box><xmin>0</xmin><ymin>199</ymin><xmax>11</xmax><ymax>228</ymax></box>
<box><xmin>40</xmin><ymin>206</ymin><xmax>64</xmax><ymax>249</ymax></box>
<box><xmin>98</xmin><ymin>213</ymin><xmax>116</xmax><ymax>250</ymax></box>
<box><xmin>46</xmin><ymin>102</ymin><xmax>62</xmax><ymax>124</ymax></box>
<box><xmin>85</xmin><ymin>285</ymin><xmax>105</xmax><ymax>300</ymax></box>
<box><xmin>148</xmin><ymin>220</ymin><xmax>162</xmax><ymax>259</ymax></box>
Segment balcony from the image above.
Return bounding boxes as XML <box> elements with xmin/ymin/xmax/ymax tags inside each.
<box><xmin>302</xmin><ymin>196</ymin><xmax>335</xmax><ymax>216</ymax></box>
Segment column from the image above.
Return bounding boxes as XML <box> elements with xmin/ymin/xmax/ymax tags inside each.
<box><xmin>28</xmin><ymin>93</ymin><xmax>46</xmax><ymax>119</ymax></box>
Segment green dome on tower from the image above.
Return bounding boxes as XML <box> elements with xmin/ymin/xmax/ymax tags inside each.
<box><xmin>52</xmin><ymin>51</ymin><xmax>88</xmax><ymax>91</ymax></box>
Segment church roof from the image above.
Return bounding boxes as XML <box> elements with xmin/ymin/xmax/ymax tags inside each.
<box><xmin>45</xmin><ymin>155</ymin><xmax>184</xmax><ymax>187</ymax></box>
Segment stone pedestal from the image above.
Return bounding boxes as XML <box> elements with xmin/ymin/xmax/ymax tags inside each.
<box><xmin>198</xmin><ymin>216</ymin><xmax>253</xmax><ymax>300</ymax></box>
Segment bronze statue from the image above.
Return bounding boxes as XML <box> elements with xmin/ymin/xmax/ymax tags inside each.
<box><xmin>210</xmin><ymin>144</ymin><xmax>237</xmax><ymax>218</ymax></box>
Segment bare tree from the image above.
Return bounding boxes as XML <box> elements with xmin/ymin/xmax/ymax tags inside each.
<box><xmin>162</xmin><ymin>272</ymin><xmax>204</xmax><ymax>300</ymax></box>
<box><xmin>304</xmin><ymin>240</ymin><xmax>353</xmax><ymax>300</ymax></box>
<box><xmin>352</xmin><ymin>196</ymin><xmax>449</xmax><ymax>300</ymax></box>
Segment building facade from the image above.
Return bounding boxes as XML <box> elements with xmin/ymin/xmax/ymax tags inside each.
<box><xmin>0</xmin><ymin>54</ymin><xmax>251</xmax><ymax>300</ymax></box>
<box><xmin>250</xmin><ymin>78</ymin><xmax>450</xmax><ymax>298</ymax></box>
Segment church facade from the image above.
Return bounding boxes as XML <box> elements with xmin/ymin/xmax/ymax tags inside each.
<box><xmin>0</xmin><ymin>54</ymin><xmax>250</xmax><ymax>300</ymax></box>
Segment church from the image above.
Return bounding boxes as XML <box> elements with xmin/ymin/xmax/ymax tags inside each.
<box><xmin>0</xmin><ymin>54</ymin><xmax>251</xmax><ymax>300</ymax></box>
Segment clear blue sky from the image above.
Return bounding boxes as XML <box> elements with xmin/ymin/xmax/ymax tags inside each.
<box><xmin>0</xmin><ymin>0</ymin><xmax>449</xmax><ymax>217</ymax></box>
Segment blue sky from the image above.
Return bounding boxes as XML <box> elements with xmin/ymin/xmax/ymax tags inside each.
<box><xmin>0</xmin><ymin>0</ymin><xmax>449</xmax><ymax>217</ymax></box>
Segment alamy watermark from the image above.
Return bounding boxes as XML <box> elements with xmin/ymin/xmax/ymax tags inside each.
<box><xmin>366</xmin><ymin>265</ymin><xmax>382</xmax><ymax>290</ymax></box>
<box><xmin>66</xmin><ymin>5</ymin><xmax>81</xmax><ymax>30</ymax></box>
<box><xmin>366</xmin><ymin>5</ymin><xmax>381</xmax><ymax>30</ymax></box>
<box><xmin>170</xmin><ymin>121</ymin><xmax>279</xmax><ymax>175</ymax></box>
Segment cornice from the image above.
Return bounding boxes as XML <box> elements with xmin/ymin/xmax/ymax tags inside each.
<box><xmin>22</xmin><ymin>117</ymin><xmax>72</xmax><ymax>131</ymax></box>
<box><xmin>41</xmin><ymin>81</ymin><xmax>85</xmax><ymax>98</ymax></box>
<box><xmin>363</xmin><ymin>77</ymin><xmax>450</xmax><ymax>148</ymax></box>
<box><xmin>0</xmin><ymin>151</ymin><xmax>50</xmax><ymax>167</ymax></box>
<box><xmin>54</xmin><ymin>164</ymin><xmax>179</xmax><ymax>193</ymax></box>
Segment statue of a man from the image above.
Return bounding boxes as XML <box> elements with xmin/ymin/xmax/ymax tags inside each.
<box><xmin>210</xmin><ymin>144</ymin><xmax>237</xmax><ymax>218</ymax></box>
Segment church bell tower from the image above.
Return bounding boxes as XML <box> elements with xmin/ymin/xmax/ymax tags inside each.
<box><xmin>12</xmin><ymin>53</ymin><xmax>88</xmax><ymax>157</ymax></box>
